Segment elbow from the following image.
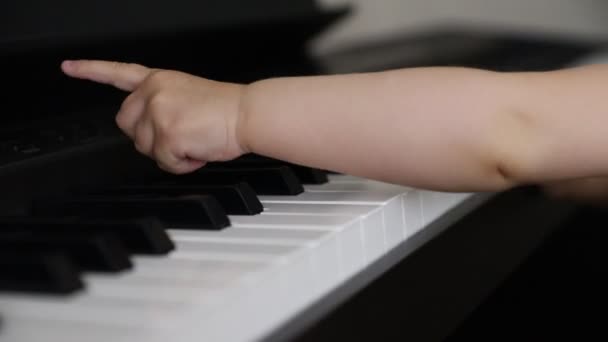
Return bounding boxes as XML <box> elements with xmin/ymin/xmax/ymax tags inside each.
<box><xmin>490</xmin><ymin>159</ymin><xmax>523</xmax><ymax>192</ymax></box>
<box><xmin>487</xmin><ymin>106</ymin><xmax>544</xmax><ymax>191</ymax></box>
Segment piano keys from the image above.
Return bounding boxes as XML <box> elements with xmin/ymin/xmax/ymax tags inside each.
<box><xmin>0</xmin><ymin>166</ymin><xmax>485</xmax><ymax>342</ymax></box>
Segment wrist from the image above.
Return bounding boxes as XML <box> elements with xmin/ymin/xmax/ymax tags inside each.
<box><xmin>234</xmin><ymin>81</ymin><xmax>256</xmax><ymax>155</ymax></box>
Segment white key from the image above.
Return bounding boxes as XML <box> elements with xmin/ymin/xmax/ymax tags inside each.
<box><xmin>0</xmin><ymin>292</ymin><xmax>174</xmax><ymax>327</ymax></box>
<box><xmin>402</xmin><ymin>190</ymin><xmax>424</xmax><ymax>236</ymax></box>
<box><xmin>261</xmin><ymin>190</ymin><xmax>406</xmax><ymax>249</ymax></box>
<box><xmin>132</xmin><ymin>255</ymin><xmax>267</xmax><ymax>275</ymax></box>
<box><xmin>230</xmin><ymin>214</ymin><xmax>364</xmax><ymax>281</ymax></box>
<box><xmin>131</xmin><ymin>256</ymin><xmax>268</xmax><ymax>289</ymax></box>
<box><xmin>230</xmin><ymin>213</ymin><xmax>358</xmax><ymax>229</ymax></box>
<box><xmin>168</xmin><ymin>227</ymin><xmax>329</xmax><ymax>246</ymax></box>
<box><xmin>259</xmin><ymin>190</ymin><xmax>403</xmax><ymax>205</ymax></box>
<box><xmin>262</xmin><ymin>202</ymin><xmax>379</xmax><ymax>216</ymax></box>
<box><xmin>0</xmin><ymin>315</ymin><xmax>139</xmax><ymax>342</ymax></box>
<box><xmin>261</xmin><ymin>202</ymin><xmax>386</xmax><ymax>262</ymax></box>
<box><xmin>327</xmin><ymin>174</ymin><xmax>368</xmax><ymax>182</ymax></box>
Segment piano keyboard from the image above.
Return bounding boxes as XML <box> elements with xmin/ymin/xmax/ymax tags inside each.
<box><xmin>0</xmin><ymin>161</ymin><xmax>487</xmax><ymax>342</ymax></box>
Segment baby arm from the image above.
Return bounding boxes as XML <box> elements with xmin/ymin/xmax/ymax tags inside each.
<box><xmin>61</xmin><ymin>60</ymin><xmax>608</xmax><ymax>193</ymax></box>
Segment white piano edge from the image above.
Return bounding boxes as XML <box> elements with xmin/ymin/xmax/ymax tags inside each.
<box><xmin>257</xmin><ymin>191</ymin><xmax>495</xmax><ymax>342</ymax></box>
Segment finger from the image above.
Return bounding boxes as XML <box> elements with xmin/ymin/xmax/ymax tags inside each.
<box><xmin>132</xmin><ymin>118</ymin><xmax>155</xmax><ymax>156</ymax></box>
<box><xmin>61</xmin><ymin>59</ymin><xmax>152</xmax><ymax>92</ymax></box>
<box><xmin>116</xmin><ymin>91</ymin><xmax>146</xmax><ymax>138</ymax></box>
<box><xmin>157</xmin><ymin>159</ymin><xmax>206</xmax><ymax>175</ymax></box>
<box><xmin>154</xmin><ymin>144</ymin><xmax>206</xmax><ymax>174</ymax></box>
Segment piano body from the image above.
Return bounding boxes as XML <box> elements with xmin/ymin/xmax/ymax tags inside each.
<box><xmin>0</xmin><ymin>1</ymin><xmax>606</xmax><ymax>341</ymax></box>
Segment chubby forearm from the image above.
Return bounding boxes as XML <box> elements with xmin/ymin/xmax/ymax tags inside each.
<box><xmin>240</xmin><ymin>67</ymin><xmax>531</xmax><ymax>192</ymax></box>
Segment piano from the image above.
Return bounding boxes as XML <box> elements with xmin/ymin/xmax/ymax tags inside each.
<box><xmin>1</xmin><ymin>1</ymin><xmax>606</xmax><ymax>341</ymax></box>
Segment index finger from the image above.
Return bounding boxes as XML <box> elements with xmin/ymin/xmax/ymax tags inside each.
<box><xmin>61</xmin><ymin>60</ymin><xmax>152</xmax><ymax>92</ymax></box>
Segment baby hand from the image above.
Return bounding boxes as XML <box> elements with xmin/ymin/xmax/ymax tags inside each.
<box><xmin>61</xmin><ymin>60</ymin><xmax>249</xmax><ymax>174</ymax></box>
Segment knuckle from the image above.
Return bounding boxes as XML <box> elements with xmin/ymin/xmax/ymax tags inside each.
<box><xmin>153</xmin><ymin>115</ymin><xmax>174</xmax><ymax>139</ymax></box>
<box><xmin>146</xmin><ymin>70</ymin><xmax>173</xmax><ymax>84</ymax></box>
<box><xmin>147</xmin><ymin>91</ymin><xmax>171</xmax><ymax>112</ymax></box>
<box><xmin>149</xmin><ymin>100</ymin><xmax>179</xmax><ymax>134</ymax></box>
<box><xmin>133</xmin><ymin>121</ymin><xmax>145</xmax><ymax>138</ymax></box>
<box><xmin>152</xmin><ymin>141</ymin><xmax>162</xmax><ymax>155</ymax></box>
<box><xmin>160</xmin><ymin>137</ymin><xmax>184</xmax><ymax>161</ymax></box>
<box><xmin>115</xmin><ymin>100</ymin><xmax>134</xmax><ymax>130</ymax></box>
<box><xmin>164</xmin><ymin>135</ymin><xmax>181</xmax><ymax>155</ymax></box>
<box><xmin>120</xmin><ymin>93</ymin><xmax>134</xmax><ymax>108</ymax></box>
<box><xmin>154</xmin><ymin>152</ymin><xmax>176</xmax><ymax>173</ymax></box>
<box><xmin>134</xmin><ymin>140</ymin><xmax>146</xmax><ymax>154</ymax></box>
<box><xmin>119</xmin><ymin>93</ymin><xmax>138</xmax><ymax>112</ymax></box>
<box><xmin>153</xmin><ymin>134</ymin><xmax>175</xmax><ymax>158</ymax></box>
<box><xmin>156</xmin><ymin>160</ymin><xmax>173</xmax><ymax>173</ymax></box>
<box><xmin>156</xmin><ymin>122</ymin><xmax>172</xmax><ymax>139</ymax></box>
<box><xmin>133</xmin><ymin>128</ymin><xmax>150</xmax><ymax>154</ymax></box>
<box><xmin>115</xmin><ymin>114</ymin><xmax>127</xmax><ymax>130</ymax></box>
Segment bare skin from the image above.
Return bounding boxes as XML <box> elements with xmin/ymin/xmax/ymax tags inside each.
<box><xmin>60</xmin><ymin>59</ymin><xmax>608</xmax><ymax>201</ymax></box>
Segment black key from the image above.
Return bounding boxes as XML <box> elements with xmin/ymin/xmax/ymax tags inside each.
<box><xmin>0</xmin><ymin>216</ymin><xmax>174</xmax><ymax>255</ymax></box>
<box><xmin>168</xmin><ymin>166</ymin><xmax>304</xmax><ymax>195</ymax></box>
<box><xmin>287</xmin><ymin>165</ymin><xmax>328</xmax><ymax>184</ymax></box>
<box><xmin>0</xmin><ymin>230</ymin><xmax>132</xmax><ymax>272</ymax></box>
<box><xmin>0</xmin><ymin>251</ymin><xmax>83</xmax><ymax>294</ymax></box>
<box><xmin>95</xmin><ymin>183</ymin><xmax>263</xmax><ymax>215</ymax></box>
<box><xmin>32</xmin><ymin>196</ymin><xmax>230</xmax><ymax>230</ymax></box>
<box><xmin>210</xmin><ymin>154</ymin><xmax>329</xmax><ymax>184</ymax></box>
